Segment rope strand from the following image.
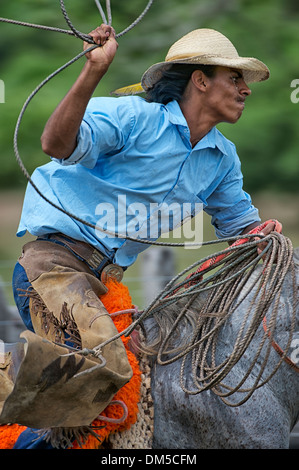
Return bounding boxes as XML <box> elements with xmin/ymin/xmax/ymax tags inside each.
<box><xmin>0</xmin><ymin>17</ymin><xmax>74</xmax><ymax>36</ymax></box>
<box><xmin>94</xmin><ymin>0</ymin><xmax>108</xmax><ymax>24</ymax></box>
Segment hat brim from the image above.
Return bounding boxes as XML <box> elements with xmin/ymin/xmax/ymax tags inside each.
<box><xmin>141</xmin><ymin>55</ymin><xmax>270</xmax><ymax>91</ymax></box>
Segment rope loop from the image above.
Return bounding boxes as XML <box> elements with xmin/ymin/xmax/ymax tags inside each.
<box><xmin>132</xmin><ymin>228</ymin><xmax>297</xmax><ymax>406</ymax></box>
<box><xmin>59</xmin><ymin>0</ymin><xmax>95</xmax><ymax>43</ymax></box>
<box><xmin>1</xmin><ymin>1</ymin><xmax>159</xmax><ymax>244</ymax></box>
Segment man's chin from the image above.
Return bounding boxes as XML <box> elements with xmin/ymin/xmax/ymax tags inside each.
<box><xmin>225</xmin><ymin>114</ymin><xmax>242</xmax><ymax>124</ymax></box>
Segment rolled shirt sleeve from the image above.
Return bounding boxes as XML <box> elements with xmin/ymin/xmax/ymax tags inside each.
<box><xmin>51</xmin><ymin>97</ymin><xmax>134</xmax><ymax>169</ymax></box>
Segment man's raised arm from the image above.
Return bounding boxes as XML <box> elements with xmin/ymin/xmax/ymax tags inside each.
<box><xmin>41</xmin><ymin>24</ymin><xmax>118</xmax><ymax>159</ymax></box>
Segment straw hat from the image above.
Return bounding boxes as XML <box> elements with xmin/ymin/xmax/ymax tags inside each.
<box><xmin>141</xmin><ymin>28</ymin><xmax>270</xmax><ymax>90</ymax></box>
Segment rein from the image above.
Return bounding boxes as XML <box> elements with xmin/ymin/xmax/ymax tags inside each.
<box><xmin>262</xmin><ymin>317</ymin><xmax>299</xmax><ymax>373</ymax></box>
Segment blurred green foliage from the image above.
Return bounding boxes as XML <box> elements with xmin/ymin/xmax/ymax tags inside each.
<box><xmin>0</xmin><ymin>0</ymin><xmax>298</xmax><ymax>192</ymax></box>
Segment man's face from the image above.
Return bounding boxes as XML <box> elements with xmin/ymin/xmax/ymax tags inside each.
<box><xmin>204</xmin><ymin>66</ymin><xmax>251</xmax><ymax>124</ymax></box>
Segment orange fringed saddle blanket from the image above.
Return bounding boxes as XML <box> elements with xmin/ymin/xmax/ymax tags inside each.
<box><xmin>0</xmin><ymin>279</ymin><xmax>141</xmax><ymax>449</ymax></box>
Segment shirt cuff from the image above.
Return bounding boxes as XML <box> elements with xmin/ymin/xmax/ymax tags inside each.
<box><xmin>213</xmin><ymin>205</ymin><xmax>261</xmax><ymax>239</ymax></box>
<box><xmin>51</xmin><ymin>121</ymin><xmax>96</xmax><ymax>169</ymax></box>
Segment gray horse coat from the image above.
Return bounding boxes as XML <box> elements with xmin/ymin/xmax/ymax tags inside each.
<box><xmin>146</xmin><ymin>248</ymin><xmax>299</xmax><ymax>449</ymax></box>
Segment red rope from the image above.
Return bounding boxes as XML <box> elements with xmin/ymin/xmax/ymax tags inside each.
<box><xmin>184</xmin><ymin>219</ymin><xmax>282</xmax><ymax>289</ymax></box>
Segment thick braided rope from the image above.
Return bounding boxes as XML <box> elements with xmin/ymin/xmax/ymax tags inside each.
<box><xmin>132</xmin><ymin>224</ymin><xmax>297</xmax><ymax>407</ymax></box>
<box><xmin>0</xmin><ymin>0</ymin><xmax>154</xmax><ymax>40</ymax></box>
<box><xmin>178</xmin><ymin>235</ymin><xmax>297</xmax><ymax>406</ymax></box>
<box><xmin>0</xmin><ymin>17</ymin><xmax>74</xmax><ymax>36</ymax></box>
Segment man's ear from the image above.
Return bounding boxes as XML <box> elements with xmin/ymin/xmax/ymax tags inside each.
<box><xmin>191</xmin><ymin>70</ymin><xmax>208</xmax><ymax>92</ymax></box>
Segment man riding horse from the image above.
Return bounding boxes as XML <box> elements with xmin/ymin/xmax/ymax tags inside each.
<box><xmin>3</xmin><ymin>25</ymin><xmax>281</xmax><ymax>448</ymax></box>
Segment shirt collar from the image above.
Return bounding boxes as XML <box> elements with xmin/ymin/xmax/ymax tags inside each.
<box><xmin>165</xmin><ymin>100</ymin><xmax>187</xmax><ymax>126</ymax></box>
<box><xmin>165</xmin><ymin>100</ymin><xmax>229</xmax><ymax>156</ymax></box>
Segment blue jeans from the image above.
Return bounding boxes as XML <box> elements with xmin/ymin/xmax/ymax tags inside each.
<box><xmin>10</xmin><ymin>262</ymin><xmax>55</xmax><ymax>449</ymax></box>
<box><xmin>12</xmin><ymin>261</ymin><xmax>34</xmax><ymax>332</ymax></box>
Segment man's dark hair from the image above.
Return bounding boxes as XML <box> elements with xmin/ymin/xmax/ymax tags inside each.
<box><xmin>145</xmin><ymin>63</ymin><xmax>216</xmax><ymax>105</ymax></box>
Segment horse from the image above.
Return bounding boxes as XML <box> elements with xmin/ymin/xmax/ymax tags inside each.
<box><xmin>1</xmin><ymin>241</ymin><xmax>298</xmax><ymax>450</ymax></box>
<box><xmin>131</xmin><ymin>246</ymin><xmax>299</xmax><ymax>449</ymax></box>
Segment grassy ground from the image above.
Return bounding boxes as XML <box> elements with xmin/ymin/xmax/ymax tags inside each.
<box><xmin>0</xmin><ymin>189</ymin><xmax>299</xmax><ymax>309</ymax></box>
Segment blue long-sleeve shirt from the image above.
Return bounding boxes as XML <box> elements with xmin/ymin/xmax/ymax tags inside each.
<box><xmin>17</xmin><ymin>96</ymin><xmax>260</xmax><ymax>267</ymax></box>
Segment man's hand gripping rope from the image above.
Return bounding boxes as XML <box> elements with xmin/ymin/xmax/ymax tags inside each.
<box><xmin>183</xmin><ymin>219</ymin><xmax>283</xmax><ymax>289</ymax></box>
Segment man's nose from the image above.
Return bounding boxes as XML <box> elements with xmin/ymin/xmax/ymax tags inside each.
<box><xmin>240</xmin><ymin>80</ymin><xmax>251</xmax><ymax>97</ymax></box>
